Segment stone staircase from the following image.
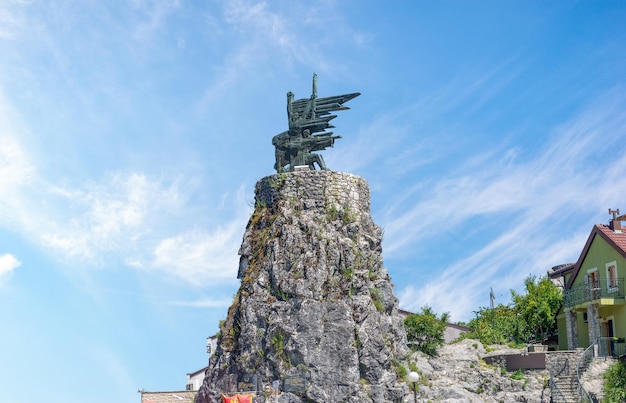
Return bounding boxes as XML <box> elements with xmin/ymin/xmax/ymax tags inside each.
<box><xmin>551</xmin><ymin>355</ymin><xmax>616</xmax><ymax>402</ymax></box>
<box><xmin>551</xmin><ymin>374</ymin><xmax>579</xmax><ymax>403</ymax></box>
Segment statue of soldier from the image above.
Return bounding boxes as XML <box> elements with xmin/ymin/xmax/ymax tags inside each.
<box><xmin>272</xmin><ymin>75</ymin><xmax>359</xmax><ymax>173</ymax></box>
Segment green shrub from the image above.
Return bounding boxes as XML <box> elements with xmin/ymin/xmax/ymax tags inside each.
<box><xmin>603</xmin><ymin>361</ymin><xmax>626</xmax><ymax>403</ymax></box>
<box><xmin>510</xmin><ymin>369</ymin><xmax>524</xmax><ymax>380</ymax></box>
<box><xmin>404</xmin><ymin>305</ymin><xmax>449</xmax><ymax>356</ymax></box>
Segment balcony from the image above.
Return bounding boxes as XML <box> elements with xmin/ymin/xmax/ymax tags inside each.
<box><xmin>563</xmin><ymin>278</ymin><xmax>625</xmax><ymax>308</ymax></box>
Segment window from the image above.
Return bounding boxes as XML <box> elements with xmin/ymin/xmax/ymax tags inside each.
<box><xmin>606</xmin><ymin>261</ymin><xmax>618</xmax><ymax>292</ymax></box>
<box><xmin>586</xmin><ymin>268</ymin><xmax>600</xmax><ymax>300</ymax></box>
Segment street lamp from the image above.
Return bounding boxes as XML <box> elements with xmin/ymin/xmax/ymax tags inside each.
<box><xmin>407</xmin><ymin>371</ymin><xmax>420</xmax><ymax>403</ymax></box>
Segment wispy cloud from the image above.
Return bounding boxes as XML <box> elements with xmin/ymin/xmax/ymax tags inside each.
<box><xmin>0</xmin><ymin>0</ymin><xmax>32</xmax><ymax>40</ymax></box>
<box><xmin>34</xmin><ymin>174</ymin><xmax>254</xmax><ymax>290</ymax></box>
<box><xmin>395</xmin><ymin>88</ymin><xmax>626</xmax><ymax>321</ymax></box>
<box><xmin>196</xmin><ymin>0</ymin><xmax>367</xmax><ymax>115</ymax></box>
<box><xmin>0</xmin><ymin>88</ymin><xmax>253</xmax><ymax>290</ymax></box>
<box><xmin>151</xmin><ymin>222</ymin><xmax>246</xmax><ymax>286</ymax></box>
<box><xmin>397</xmin><ymin>218</ymin><xmax>590</xmax><ymax>321</ymax></box>
<box><xmin>385</xmin><ymin>87</ymin><xmax>626</xmax><ymax>254</ymax></box>
<box><xmin>40</xmin><ymin>173</ymin><xmax>184</xmax><ymax>261</ymax></box>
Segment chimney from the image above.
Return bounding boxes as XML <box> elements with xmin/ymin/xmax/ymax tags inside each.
<box><xmin>609</xmin><ymin>208</ymin><xmax>622</xmax><ymax>232</ymax></box>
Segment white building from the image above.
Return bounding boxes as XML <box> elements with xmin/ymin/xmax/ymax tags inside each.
<box><xmin>185</xmin><ymin>335</ymin><xmax>218</xmax><ymax>391</ymax></box>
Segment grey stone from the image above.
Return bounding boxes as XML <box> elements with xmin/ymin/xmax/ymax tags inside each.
<box><xmin>195</xmin><ymin>171</ymin><xmax>409</xmax><ymax>403</ymax></box>
<box><xmin>412</xmin><ymin>340</ymin><xmax>551</xmax><ymax>403</ymax></box>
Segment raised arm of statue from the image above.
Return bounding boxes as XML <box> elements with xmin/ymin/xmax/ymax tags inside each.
<box><xmin>287</xmin><ymin>91</ymin><xmax>295</xmax><ymax>129</ymax></box>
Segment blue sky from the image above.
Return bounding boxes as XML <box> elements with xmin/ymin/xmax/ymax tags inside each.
<box><xmin>1</xmin><ymin>1</ymin><xmax>625</xmax><ymax>402</ymax></box>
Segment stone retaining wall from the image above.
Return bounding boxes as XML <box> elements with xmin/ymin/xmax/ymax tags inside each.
<box><xmin>483</xmin><ymin>349</ymin><xmax>584</xmax><ymax>373</ymax></box>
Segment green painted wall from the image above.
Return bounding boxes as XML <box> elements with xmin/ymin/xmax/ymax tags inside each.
<box><xmin>567</xmin><ymin>233</ymin><xmax>626</xmax><ymax>348</ymax></box>
<box><xmin>570</xmin><ymin>234</ymin><xmax>626</xmax><ymax>289</ymax></box>
<box><xmin>557</xmin><ymin>231</ymin><xmax>626</xmax><ymax>350</ymax></box>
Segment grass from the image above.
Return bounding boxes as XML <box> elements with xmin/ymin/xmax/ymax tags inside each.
<box><xmin>510</xmin><ymin>369</ymin><xmax>524</xmax><ymax>380</ymax></box>
<box><xmin>370</xmin><ymin>288</ymin><xmax>384</xmax><ymax>312</ymax></box>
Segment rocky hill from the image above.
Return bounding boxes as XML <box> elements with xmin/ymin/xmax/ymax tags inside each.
<box><xmin>410</xmin><ymin>340</ymin><xmax>551</xmax><ymax>402</ymax></box>
<box><xmin>195</xmin><ymin>171</ymin><xmax>409</xmax><ymax>403</ymax></box>
<box><xmin>194</xmin><ymin>170</ymin><xmax>562</xmax><ymax>403</ymax></box>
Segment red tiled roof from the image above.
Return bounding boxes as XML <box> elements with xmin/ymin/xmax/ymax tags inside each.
<box><xmin>565</xmin><ymin>224</ymin><xmax>626</xmax><ymax>288</ymax></box>
<box><xmin>595</xmin><ymin>224</ymin><xmax>626</xmax><ymax>254</ymax></box>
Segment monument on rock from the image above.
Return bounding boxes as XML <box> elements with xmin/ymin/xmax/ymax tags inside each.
<box><xmin>272</xmin><ymin>73</ymin><xmax>360</xmax><ymax>173</ymax></box>
<box><xmin>195</xmin><ymin>76</ymin><xmax>409</xmax><ymax>403</ymax></box>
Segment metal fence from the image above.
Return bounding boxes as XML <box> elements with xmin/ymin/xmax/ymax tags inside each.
<box><xmin>564</xmin><ymin>278</ymin><xmax>624</xmax><ymax>307</ymax></box>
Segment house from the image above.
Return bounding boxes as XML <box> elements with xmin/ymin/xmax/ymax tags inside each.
<box><xmin>139</xmin><ymin>336</ymin><xmax>217</xmax><ymax>402</ymax></box>
<box><xmin>555</xmin><ymin>209</ymin><xmax>626</xmax><ymax>354</ymax></box>
<box><xmin>547</xmin><ymin>262</ymin><xmax>575</xmax><ymax>289</ymax></box>
<box><xmin>186</xmin><ymin>366</ymin><xmax>208</xmax><ymax>391</ymax></box>
<box><xmin>138</xmin><ymin>365</ymin><xmax>207</xmax><ymax>403</ymax></box>
<box><xmin>183</xmin><ymin>335</ymin><xmax>218</xmax><ymax>390</ymax></box>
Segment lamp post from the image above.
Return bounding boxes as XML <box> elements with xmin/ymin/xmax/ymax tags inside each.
<box><xmin>407</xmin><ymin>371</ymin><xmax>420</xmax><ymax>402</ymax></box>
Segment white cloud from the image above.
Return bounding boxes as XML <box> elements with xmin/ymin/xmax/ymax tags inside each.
<box><xmin>0</xmin><ymin>253</ymin><xmax>20</xmax><ymax>279</ymax></box>
<box><xmin>151</xmin><ymin>204</ymin><xmax>250</xmax><ymax>286</ymax></box>
<box><xmin>395</xmin><ymin>89</ymin><xmax>626</xmax><ymax>321</ymax></box>
<box><xmin>383</xmin><ymin>88</ymin><xmax>626</xmax><ymax>256</ymax></box>
<box><xmin>0</xmin><ymin>78</ymin><xmax>254</xmax><ymax>290</ymax></box>
<box><xmin>398</xmin><ymin>221</ymin><xmax>590</xmax><ymax>321</ymax></box>
<box><xmin>40</xmin><ymin>173</ymin><xmax>184</xmax><ymax>262</ymax></box>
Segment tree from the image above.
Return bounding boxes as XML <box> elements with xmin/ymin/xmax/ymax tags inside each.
<box><xmin>465</xmin><ymin>303</ymin><xmax>524</xmax><ymax>345</ymax></box>
<box><xmin>463</xmin><ymin>275</ymin><xmax>562</xmax><ymax>346</ymax></box>
<box><xmin>404</xmin><ymin>305</ymin><xmax>450</xmax><ymax>356</ymax></box>
<box><xmin>511</xmin><ymin>275</ymin><xmax>562</xmax><ymax>343</ymax></box>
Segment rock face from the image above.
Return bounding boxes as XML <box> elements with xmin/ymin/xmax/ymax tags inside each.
<box><xmin>195</xmin><ymin>171</ymin><xmax>409</xmax><ymax>403</ymax></box>
<box><xmin>412</xmin><ymin>340</ymin><xmax>550</xmax><ymax>402</ymax></box>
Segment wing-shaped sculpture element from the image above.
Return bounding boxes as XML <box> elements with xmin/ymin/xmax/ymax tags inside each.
<box><xmin>273</xmin><ymin>74</ymin><xmax>360</xmax><ymax>173</ymax></box>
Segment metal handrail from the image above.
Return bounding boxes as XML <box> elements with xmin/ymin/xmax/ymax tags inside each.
<box><xmin>564</xmin><ymin>278</ymin><xmax>624</xmax><ymax>307</ymax></box>
<box><xmin>577</xmin><ymin>340</ymin><xmax>596</xmax><ymax>402</ymax></box>
<box><xmin>576</xmin><ymin>337</ymin><xmax>625</xmax><ymax>402</ymax></box>
<box><xmin>549</xmin><ymin>357</ymin><xmax>569</xmax><ymax>402</ymax></box>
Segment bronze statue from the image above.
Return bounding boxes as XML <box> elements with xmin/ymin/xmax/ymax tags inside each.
<box><xmin>273</xmin><ymin>74</ymin><xmax>360</xmax><ymax>172</ymax></box>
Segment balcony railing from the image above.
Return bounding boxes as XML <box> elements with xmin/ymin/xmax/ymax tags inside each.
<box><xmin>564</xmin><ymin>277</ymin><xmax>625</xmax><ymax>308</ymax></box>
